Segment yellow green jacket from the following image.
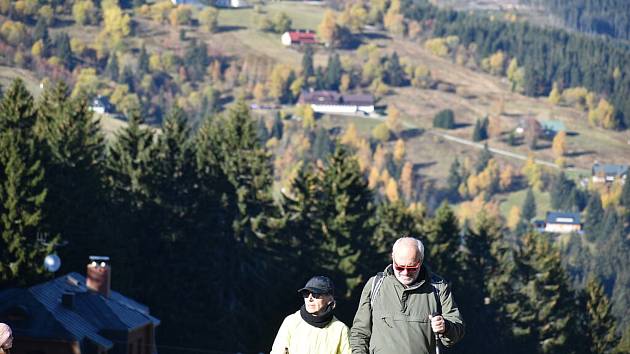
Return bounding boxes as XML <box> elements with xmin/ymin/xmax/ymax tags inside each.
<box><xmin>271</xmin><ymin>310</ymin><xmax>351</xmax><ymax>354</ymax></box>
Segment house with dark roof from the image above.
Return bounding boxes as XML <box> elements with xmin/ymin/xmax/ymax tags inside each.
<box><xmin>298</xmin><ymin>90</ymin><xmax>374</xmax><ymax>115</ymax></box>
<box><xmin>89</xmin><ymin>96</ymin><xmax>114</xmax><ymax>115</ymax></box>
<box><xmin>281</xmin><ymin>31</ymin><xmax>318</xmax><ymax>46</ymax></box>
<box><xmin>0</xmin><ymin>257</ymin><xmax>159</xmax><ymax>354</ymax></box>
<box><xmin>591</xmin><ymin>163</ymin><xmax>629</xmax><ymax>184</ymax></box>
<box><xmin>542</xmin><ymin>211</ymin><xmax>582</xmax><ymax>234</ymax></box>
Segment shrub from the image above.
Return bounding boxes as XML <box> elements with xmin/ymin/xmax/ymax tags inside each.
<box><xmin>433</xmin><ymin>109</ymin><xmax>455</xmax><ymax>129</ymax></box>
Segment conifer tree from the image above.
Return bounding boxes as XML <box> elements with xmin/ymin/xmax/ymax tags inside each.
<box><xmin>0</xmin><ymin>79</ymin><xmax>56</xmax><ymax>286</ymax></box>
<box><xmin>36</xmin><ymin>82</ymin><xmax>106</xmax><ymax>273</ymax></box>
<box><xmin>138</xmin><ymin>44</ymin><xmax>149</xmax><ymax>75</ymax></box>
<box><xmin>105</xmin><ymin>52</ymin><xmax>120</xmax><ymax>82</ymax></box>
<box><xmin>150</xmin><ymin>106</ymin><xmax>199</xmax><ymax>241</ymax></box>
<box><xmin>53</xmin><ymin>32</ymin><xmax>73</xmax><ymax>69</ymax></box>
<box><xmin>385</xmin><ymin>52</ymin><xmax>405</xmax><ymax>86</ymax></box>
<box><xmin>319</xmin><ymin>144</ymin><xmax>376</xmax><ymax>299</ymax></box>
<box><xmin>372</xmin><ymin>200</ymin><xmax>423</xmax><ymax>258</ymax></box>
<box><xmin>475</xmin><ymin>143</ymin><xmax>492</xmax><ymax>173</ymax></box>
<box><xmin>521</xmin><ymin>188</ymin><xmax>537</xmax><ymax>222</ymax></box>
<box><xmin>302</xmin><ymin>45</ymin><xmax>315</xmax><ymax>79</ymax></box>
<box><xmin>460</xmin><ymin>212</ymin><xmax>516</xmax><ymax>353</ymax></box>
<box><xmin>204</xmin><ymin>101</ymin><xmax>277</xmax><ymax>246</ymax></box>
<box><xmin>326</xmin><ymin>53</ymin><xmax>342</xmax><ymax>91</ymax></box>
<box><xmin>513</xmin><ymin>233</ymin><xmax>578</xmax><ymax>354</ymax></box>
<box><xmin>584</xmin><ymin>192</ymin><xmax>604</xmax><ymax>240</ymax></box>
<box><xmin>447</xmin><ymin>158</ymin><xmax>462</xmax><ymax>194</ymax></box>
<box><xmin>422</xmin><ymin>202</ymin><xmax>462</xmax><ymax>282</ymax></box>
<box><xmin>582</xmin><ymin>277</ymin><xmax>620</xmax><ymax>354</ymax></box>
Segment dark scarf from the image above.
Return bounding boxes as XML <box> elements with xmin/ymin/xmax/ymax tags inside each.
<box><xmin>300</xmin><ymin>304</ymin><xmax>334</xmax><ymax>328</ymax></box>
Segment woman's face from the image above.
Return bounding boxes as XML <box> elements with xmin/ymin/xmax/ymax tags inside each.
<box><xmin>302</xmin><ymin>291</ymin><xmax>333</xmax><ymax>315</ymax></box>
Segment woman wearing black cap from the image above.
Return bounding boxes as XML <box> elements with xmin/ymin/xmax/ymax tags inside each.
<box><xmin>270</xmin><ymin>276</ymin><xmax>350</xmax><ymax>354</ymax></box>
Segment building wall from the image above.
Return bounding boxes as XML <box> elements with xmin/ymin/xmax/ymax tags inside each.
<box><xmin>127</xmin><ymin>325</ymin><xmax>154</xmax><ymax>354</ymax></box>
<box><xmin>11</xmin><ymin>338</ymin><xmax>79</xmax><ymax>354</ymax></box>
<box><xmin>311</xmin><ymin>104</ymin><xmax>357</xmax><ymax>114</ymax></box>
<box><xmin>545</xmin><ymin>223</ymin><xmax>581</xmax><ymax>233</ymax></box>
<box><xmin>281</xmin><ymin>33</ymin><xmax>292</xmax><ymax>46</ymax></box>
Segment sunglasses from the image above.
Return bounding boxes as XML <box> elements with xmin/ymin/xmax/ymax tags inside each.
<box><xmin>393</xmin><ymin>260</ymin><xmax>420</xmax><ymax>272</ymax></box>
<box><xmin>301</xmin><ymin>291</ymin><xmax>327</xmax><ymax>299</ymax></box>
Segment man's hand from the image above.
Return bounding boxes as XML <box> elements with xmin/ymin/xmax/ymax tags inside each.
<box><xmin>429</xmin><ymin>314</ymin><xmax>446</xmax><ymax>334</ymax></box>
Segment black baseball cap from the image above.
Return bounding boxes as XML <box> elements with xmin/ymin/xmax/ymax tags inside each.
<box><xmin>298</xmin><ymin>276</ymin><xmax>335</xmax><ymax>295</ymax></box>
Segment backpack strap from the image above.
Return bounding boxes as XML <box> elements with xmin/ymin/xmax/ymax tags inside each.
<box><xmin>369</xmin><ymin>272</ymin><xmax>385</xmax><ymax>308</ymax></box>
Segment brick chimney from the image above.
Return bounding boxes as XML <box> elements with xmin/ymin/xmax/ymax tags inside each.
<box><xmin>86</xmin><ymin>256</ymin><xmax>111</xmax><ymax>297</ymax></box>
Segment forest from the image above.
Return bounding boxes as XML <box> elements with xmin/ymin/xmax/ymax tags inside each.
<box><xmin>1</xmin><ymin>78</ymin><xmax>629</xmax><ymax>353</ymax></box>
<box><xmin>403</xmin><ymin>0</ymin><xmax>630</xmax><ymax>129</ymax></box>
<box><xmin>521</xmin><ymin>0</ymin><xmax>630</xmax><ymax>41</ymax></box>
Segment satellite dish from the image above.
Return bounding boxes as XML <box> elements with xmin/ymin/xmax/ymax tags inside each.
<box><xmin>44</xmin><ymin>254</ymin><xmax>61</xmax><ymax>273</ymax></box>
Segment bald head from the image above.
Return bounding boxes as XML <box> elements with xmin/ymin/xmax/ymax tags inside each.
<box><xmin>391</xmin><ymin>237</ymin><xmax>424</xmax><ymax>286</ymax></box>
<box><xmin>392</xmin><ymin>237</ymin><xmax>424</xmax><ymax>264</ymax></box>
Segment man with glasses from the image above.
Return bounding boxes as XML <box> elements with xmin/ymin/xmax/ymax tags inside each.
<box><xmin>350</xmin><ymin>237</ymin><xmax>464</xmax><ymax>354</ymax></box>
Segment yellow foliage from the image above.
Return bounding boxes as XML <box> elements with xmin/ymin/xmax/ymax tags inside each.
<box><xmin>600</xmin><ymin>181</ymin><xmax>623</xmax><ymax>209</ymax></box>
<box><xmin>386</xmin><ymin>106</ymin><xmax>401</xmax><ymax>131</ymax></box>
<box><xmin>506</xmin><ymin>206</ymin><xmax>521</xmax><ymax>230</ymax></box>
<box><xmin>302</xmin><ymin>105</ymin><xmax>315</xmax><ymax>130</ymax></box>
<box><xmin>170</xmin><ymin>5</ymin><xmax>193</xmax><ymax>26</ymax></box>
<box><xmin>356</xmin><ymin>139</ymin><xmax>372</xmax><ymax>173</ymax></box>
<box><xmin>588</xmin><ymin>98</ymin><xmax>617</xmax><ymax>129</ymax></box>
<box><xmin>70</xmin><ymin>38</ymin><xmax>86</xmax><ymax>54</ymax></box>
<box><xmin>548</xmin><ymin>82</ymin><xmax>562</xmax><ymax>105</ymax></box>
<box><xmin>151</xmin><ymin>1</ymin><xmax>172</xmax><ymax>23</ymax></box>
<box><xmin>400</xmin><ymin>161</ymin><xmax>413</xmax><ymax>200</ymax></box>
<box><xmin>499</xmin><ymin>164</ymin><xmax>515</xmax><ymax>191</ymax></box>
<box><xmin>31</xmin><ymin>40</ymin><xmax>44</xmax><ymax>57</ymax></box>
<box><xmin>424</xmin><ymin>38</ymin><xmax>449</xmax><ymax>57</ymax></box>
<box><xmin>318</xmin><ymin>10</ymin><xmax>337</xmax><ymax>46</ymax></box>
<box><xmin>407</xmin><ymin>21</ymin><xmax>422</xmax><ymax>38</ymax></box>
<box><xmin>521</xmin><ymin>154</ymin><xmax>543</xmax><ymax>191</ymax></box>
<box><xmin>290</xmin><ymin>77</ymin><xmax>304</xmax><ymax>98</ymax></box>
<box><xmin>14</xmin><ymin>0</ymin><xmax>38</xmax><ymax>16</ymax></box>
<box><xmin>72</xmin><ymin>68</ymin><xmax>100</xmax><ymax>98</ymax></box>
<box><xmin>1</xmin><ymin>21</ymin><xmax>28</xmax><ymax>46</ymax></box>
<box><xmin>457</xmin><ymin>194</ymin><xmax>500</xmax><ymax>224</ymax></box>
<box><xmin>385</xmin><ymin>178</ymin><xmax>399</xmax><ymax>202</ymax></box>
<box><xmin>373</xmin><ymin>144</ymin><xmax>387</xmax><ymax>171</ymax></box>
<box><xmin>341</xmin><ymin>123</ymin><xmax>360</xmax><ymax>147</ymax></box>
<box><xmin>487</xmin><ymin>50</ymin><xmax>505</xmax><ymax>75</ymax></box>
<box><xmin>393</xmin><ymin>139</ymin><xmax>405</xmax><ymax>162</ymax></box>
<box><xmin>340</xmin><ymin>74</ymin><xmax>351</xmax><ymax>93</ymax></box>
<box><xmin>372</xmin><ymin>122</ymin><xmax>391</xmax><ymax>142</ymax></box>
<box><xmin>253</xmin><ymin>82</ymin><xmax>266</xmax><ymax>102</ymax></box>
<box><xmin>552</xmin><ymin>131</ymin><xmax>567</xmax><ymax>157</ymax></box>
<box><xmin>380</xmin><ymin>169</ymin><xmax>391</xmax><ymax>185</ymax></box>
<box><xmin>149</xmin><ymin>53</ymin><xmax>162</xmax><ymax>71</ymax></box>
<box><xmin>73</xmin><ymin>0</ymin><xmax>96</xmax><ymax>25</ymax></box>
<box><xmin>198</xmin><ymin>7</ymin><xmax>219</xmax><ymax>32</ymax></box>
<box><xmin>268</xmin><ymin>64</ymin><xmax>293</xmax><ymax>102</ymax></box>
<box><xmin>562</xmin><ymin>86</ymin><xmax>589</xmax><ymax>110</ymax></box>
<box><xmin>368</xmin><ymin>167</ymin><xmax>380</xmax><ymax>189</ymax></box>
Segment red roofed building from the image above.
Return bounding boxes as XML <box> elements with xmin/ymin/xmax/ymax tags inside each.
<box><xmin>281</xmin><ymin>31</ymin><xmax>318</xmax><ymax>46</ymax></box>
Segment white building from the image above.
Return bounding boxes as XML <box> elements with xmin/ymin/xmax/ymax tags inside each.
<box><xmin>298</xmin><ymin>91</ymin><xmax>374</xmax><ymax>115</ymax></box>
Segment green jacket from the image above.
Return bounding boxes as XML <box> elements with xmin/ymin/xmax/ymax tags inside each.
<box><xmin>349</xmin><ymin>265</ymin><xmax>465</xmax><ymax>354</ymax></box>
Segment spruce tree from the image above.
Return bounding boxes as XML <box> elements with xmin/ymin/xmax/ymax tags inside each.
<box><xmin>472</xmin><ymin>118</ymin><xmax>483</xmax><ymax>142</ymax></box>
<box><xmin>302</xmin><ymin>45</ymin><xmax>315</xmax><ymax>79</ymax></box>
<box><xmin>36</xmin><ymin>82</ymin><xmax>106</xmax><ymax>273</ymax></box>
<box><xmin>513</xmin><ymin>233</ymin><xmax>578</xmax><ymax>354</ymax></box>
<box><xmin>0</xmin><ymin>79</ymin><xmax>56</xmax><ymax>286</ymax></box>
<box><xmin>621</xmin><ymin>177</ymin><xmax>630</xmax><ymax>214</ymax></box>
<box><xmin>319</xmin><ymin>143</ymin><xmax>376</xmax><ymax>300</ymax></box>
<box><xmin>582</xmin><ymin>277</ymin><xmax>620</xmax><ymax>354</ymax></box>
<box><xmin>385</xmin><ymin>52</ymin><xmax>405</xmax><ymax>87</ymax></box>
<box><xmin>105</xmin><ymin>53</ymin><xmax>120</xmax><ymax>82</ymax></box>
<box><xmin>205</xmin><ymin>101</ymin><xmax>277</xmax><ymax>246</ymax></box>
<box><xmin>325</xmin><ymin>53</ymin><xmax>342</xmax><ymax>90</ymax></box>
<box><xmin>447</xmin><ymin>158</ymin><xmax>462</xmax><ymax>194</ymax></box>
<box><xmin>521</xmin><ymin>188</ymin><xmax>537</xmax><ymax>222</ymax></box>
<box><xmin>422</xmin><ymin>202</ymin><xmax>462</xmax><ymax>282</ymax></box>
<box><xmin>584</xmin><ymin>192</ymin><xmax>604</xmax><ymax>241</ymax></box>
<box><xmin>53</xmin><ymin>32</ymin><xmax>73</xmax><ymax>69</ymax></box>
<box><xmin>460</xmin><ymin>212</ymin><xmax>516</xmax><ymax>354</ymax></box>
<box><xmin>138</xmin><ymin>44</ymin><xmax>150</xmax><ymax>75</ymax></box>
<box><xmin>372</xmin><ymin>201</ymin><xmax>423</xmax><ymax>258</ymax></box>
<box><xmin>475</xmin><ymin>143</ymin><xmax>492</xmax><ymax>173</ymax></box>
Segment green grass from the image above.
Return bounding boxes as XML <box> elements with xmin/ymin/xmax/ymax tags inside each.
<box><xmin>218</xmin><ymin>2</ymin><xmax>325</xmax><ymax>31</ymax></box>
<box><xmin>498</xmin><ymin>188</ymin><xmax>551</xmax><ymax>220</ymax></box>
